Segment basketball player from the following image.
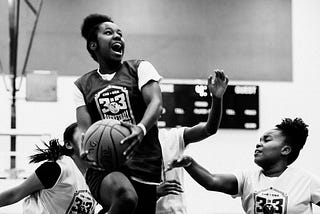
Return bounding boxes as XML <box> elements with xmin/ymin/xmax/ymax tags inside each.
<box><xmin>156</xmin><ymin>70</ymin><xmax>228</xmax><ymax>214</ymax></box>
<box><xmin>74</xmin><ymin>14</ymin><xmax>163</xmax><ymax>214</ymax></box>
<box><xmin>167</xmin><ymin>118</ymin><xmax>320</xmax><ymax>213</ymax></box>
<box><xmin>0</xmin><ymin>123</ymin><xmax>96</xmax><ymax>214</ymax></box>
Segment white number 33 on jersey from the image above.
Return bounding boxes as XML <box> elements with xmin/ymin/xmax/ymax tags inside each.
<box><xmin>66</xmin><ymin>190</ymin><xmax>95</xmax><ymax>214</ymax></box>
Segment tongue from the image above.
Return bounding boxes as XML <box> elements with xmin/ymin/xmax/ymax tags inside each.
<box><xmin>112</xmin><ymin>46</ymin><xmax>121</xmax><ymax>53</ymax></box>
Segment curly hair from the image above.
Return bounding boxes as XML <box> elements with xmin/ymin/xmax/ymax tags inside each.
<box><xmin>276</xmin><ymin>118</ymin><xmax>309</xmax><ymax>165</ymax></box>
<box><xmin>81</xmin><ymin>14</ymin><xmax>113</xmax><ymax>62</ymax></box>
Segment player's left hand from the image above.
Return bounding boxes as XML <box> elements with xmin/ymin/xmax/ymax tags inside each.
<box><xmin>80</xmin><ymin>151</ymin><xmax>105</xmax><ymax>171</ymax></box>
<box><xmin>208</xmin><ymin>70</ymin><xmax>229</xmax><ymax>99</ymax></box>
<box><xmin>120</xmin><ymin>121</ymin><xmax>144</xmax><ymax>160</ymax></box>
<box><xmin>166</xmin><ymin>156</ymin><xmax>193</xmax><ymax>172</ymax></box>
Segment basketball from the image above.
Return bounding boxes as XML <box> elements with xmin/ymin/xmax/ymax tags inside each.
<box><xmin>82</xmin><ymin>119</ymin><xmax>131</xmax><ymax>170</ymax></box>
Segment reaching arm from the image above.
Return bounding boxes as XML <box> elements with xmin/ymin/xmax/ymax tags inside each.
<box><xmin>184</xmin><ymin>70</ymin><xmax>228</xmax><ymax>145</ymax></box>
<box><xmin>167</xmin><ymin>156</ymin><xmax>238</xmax><ymax>195</ymax></box>
<box><xmin>0</xmin><ymin>173</ymin><xmax>44</xmax><ymax>207</ymax></box>
<box><xmin>121</xmin><ymin>80</ymin><xmax>162</xmax><ymax>159</ymax></box>
<box><xmin>139</xmin><ymin>80</ymin><xmax>163</xmax><ymax>131</ymax></box>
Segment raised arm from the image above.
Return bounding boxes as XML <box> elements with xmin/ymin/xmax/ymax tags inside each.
<box><xmin>121</xmin><ymin>80</ymin><xmax>162</xmax><ymax>159</ymax></box>
<box><xmin>139</xmin><ymin>80</ymin><xmax>163</xmax><ymax>130</ymax></box>
<box><xmin>0</xmin><ymin>173</ymin><xmax>44</xmax><ymax>207</ymax></box>
<box><xmin>167</xmin><ymin>156</ymin><xmax>238</xmax><ymax>195</ymax></box>
<box><xmin>184</xmin><ymin>70</ymin><xmax>228</xmax><ymax>145</ymax></box>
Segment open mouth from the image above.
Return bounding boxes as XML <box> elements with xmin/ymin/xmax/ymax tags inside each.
<box><xmin>111</xmin><ymin>42</ymin><xmax>123</xmax><ymax>55</ymax></box>
<box><xmin>254</xmin><ymin>150</ymin><xmax>262</xmax><ymax>156</ymax></box>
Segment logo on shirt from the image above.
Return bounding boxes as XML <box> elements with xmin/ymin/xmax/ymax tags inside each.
<box><xmin>254</xmin><ymin>187</ymin><xmax>288</xmax><ymax>214</ymax></box>
<box><xmin>66</xmin><ymin>190</ymin><xmax>95</xmax><ymax>214</ymax></box>
<box><xmin>95</xmin><ymin>85</ymin><xmax>136</xmax><ymax>124</ymax></box>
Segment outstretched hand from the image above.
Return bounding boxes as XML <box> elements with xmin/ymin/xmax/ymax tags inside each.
<box><xmin>120</xmin><ymin>121</ymin><xmax>145</xmax><ymax>160</ymax></box>
<box><xmin>208</xmin><ymin>70</ymin><xmax>229</xmax><ymax>99</ymax></box>
<box><xmin>166</xmin><ymin>156</ymin><xmax>193</xmax><ymax>172</ymax></box>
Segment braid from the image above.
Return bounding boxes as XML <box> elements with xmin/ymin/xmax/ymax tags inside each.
<box><xmin>29</xmin><ymin>139</ymin><xmax>72</xmax><ymax>163</ymax></box>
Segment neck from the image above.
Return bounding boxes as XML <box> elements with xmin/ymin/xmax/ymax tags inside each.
<box><xmin>262</xmin><ymin>161</ymin><xmax>288</xmax><ymax>177</ymax></box>
<box><xmin>98</xmin><ymin>58</ymin><xmax>122</xmax><ymax>74</ymax></box>
<box><xmin>71</xmin><ymin>155</ymin><xmax>87</xmax><ymax>175</ymax></box>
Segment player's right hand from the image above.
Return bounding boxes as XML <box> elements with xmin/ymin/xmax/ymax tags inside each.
<box><xmin>157</xmin><ymin>180</ymin><xmax>183</xmax><ymax>198</ymax></box>
<box><xmin>120</xmin><ymin>121</ymin><xmax>144</xmax><ymax>160</ymax></box>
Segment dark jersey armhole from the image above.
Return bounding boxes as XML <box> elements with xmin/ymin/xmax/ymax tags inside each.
<box><xmin>35</xmin><ymin>161</ymin><xmax>61</xmax><ymax>189</ymax></box>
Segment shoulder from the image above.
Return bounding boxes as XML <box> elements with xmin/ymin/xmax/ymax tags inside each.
<box><xmin>123</xmin><ymin>59</ymin><xmax>144</xmax><ymax>69</ymax></box>
<box><xmin>35</xmin><ymin>161</ymin><xmax>62</xmax><ymax>189</ymax></box>
<box><xmin>234</xmin><ymin>168</ymin><xmax>261</xmax><ymax>182</ymax></box>
<box><xmin>75</xmin><ymin>69</ymin><xmax>97</xmax><ymax>85</ymax></box>
<box><xmin>36</xmin><ymin>161</ymin><xmax>61</xmax><ymax>174</ymax></box>
<box><xmin>286</xmin><ymin>167</ymin><xmax>319</xmax><ymax>182</ymax></box>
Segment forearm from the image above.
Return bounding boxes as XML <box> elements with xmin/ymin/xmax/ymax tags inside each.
<box><xmin>0</xmin><ymin>189</ymin><xmax>21</xmax><ymax>207</ymax></box>
<box><xmin>185</xmin><ymin>158</ymin><xmax>238</xmax><ymax>195</ymax></box>
<box><xmin>205</xmin><ymin>97</ymin><xmax>222</xmax><ymax>135</ymax></box>
<box><xmin>184</xmin><ymin>158</ymin><xmax>216</xmax><ymax>190</ymax></box>
<box><xmin>183</xmin><ymin>97</ymin><xmax>223</xmax><ymax>144</ymax></box>
<box><xmin>139</xmin><ymin>97</ymin><xmax>162</xmax><ymax>131</ymax></box>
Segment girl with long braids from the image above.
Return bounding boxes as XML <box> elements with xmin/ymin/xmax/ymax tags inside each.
<box><xmin>0</xmin><ymin>123</ymin><xmax>96</xmax><ymax>214</ymax></box>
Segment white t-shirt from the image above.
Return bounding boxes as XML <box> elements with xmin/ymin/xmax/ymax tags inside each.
<box><xmin>23</xmin><ymin>156</ymin><xmax>95</xmax><ymax>214</ymax></box>
<box><xmin>233</xmin><ymin>167</ymin><xmax>320</xmax><ymax>214</ymax></box>
<box><xmin>156</xmin><ymin>127</ymin><xmax>187</xmax><ymax>214</ymax></box>
<box><xmin>73</xmin><ymin>60</ymin><xmax>162</xmax><ymax>108</ymax></box>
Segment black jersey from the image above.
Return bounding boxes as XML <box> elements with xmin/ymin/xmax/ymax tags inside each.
<box><xmin>75</xmin><ymin>60</ymin><xmax>162</xmax><ymax>183</ymax></box>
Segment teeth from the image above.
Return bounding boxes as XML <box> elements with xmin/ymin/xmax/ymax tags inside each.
<box><xmin>112</xmin><ymin>43</ymin><xmax>122</xmax><ymax>49</ymax></box>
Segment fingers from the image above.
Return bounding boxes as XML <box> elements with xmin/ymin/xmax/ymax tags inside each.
<box><xmin>120</xmin><ymin>121</ymin><xmax>133</xmax><ymax>129</ymax></box>
<box><xmin>80</xmin><ymin>151</ymin><xmax>104</xmax><ymax>171</ymax></box>
<box><xmin>208</xmin><ymin>75</ymin><xmax>213</xmax><ymax>86</ymax></box>
<box><xmin>120</xmin><ymin>134</ymin><xmax>132</xmax><ymax>145</ymax></box>
<box><xmin>165</xmin><ymin>180</ymin><xmax>182</xmax><ymax>187</ymax></box>
<box><xmin>164</xmin><ymin>190</ymin><xmax>182</xmax><ymax>195</ymax></box>
<box><xmin>166</xmin><ymin>180</ymin><xmax>181</xmax><ymax>185</ymax></box>
<box><xmin>165</xmin><ymin>160</ymin><xmax>177</xmax><ymax>172</ymax></box>
<box><xmin>162</xmin><ymin>181</ymin><xmax>183</xmax><ymax>193</ymax></box>
<box><xmin>211</xmin><ymin>69</ymin><xmax>228</xmax><ymax>84</ymax></box>
<box><xmin>214</xmin><ymin>69</ymin><xmax>223</xmax><ymax>81</ymax></box>
<box><xmin>125</xmin><ymin>151</ymin><xmax>136</xmax><ymax>161</ymax></box>
<box><xmin>165</xmin><ymin>159</ymin><xmax>180</xmax><ymax>171</ymax></box>
<box><xmin>214</xmin><ymin>69</ymin><xmax>222</xmax><ymax>80</ymax></box>
<box><xmin>123</xmin><ymin>138</ymin><xmax>139</xmax><ymax>159</ymax></box>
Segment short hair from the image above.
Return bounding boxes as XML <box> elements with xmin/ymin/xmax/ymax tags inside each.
<box><xmin>81</xmin><ymin>14</ymin><xmax>113</xmax><ymax>61</ymax></box>
<box><xmin>276</xmin><ymin>118</ymin><xmax>309</xmax><ymax>165</ymax></box>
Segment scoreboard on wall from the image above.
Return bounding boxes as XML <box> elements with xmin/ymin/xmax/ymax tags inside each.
<box><xmin>158</xmin><ymin>81</ymin><xmax>259</xmax><ymax>129</ymax></box>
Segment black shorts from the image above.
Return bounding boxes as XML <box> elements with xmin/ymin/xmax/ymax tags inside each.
<box><xmin>86</xmin><ymin>168</ymin><xmax>157</xmax><ymax>214</ymax></box>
